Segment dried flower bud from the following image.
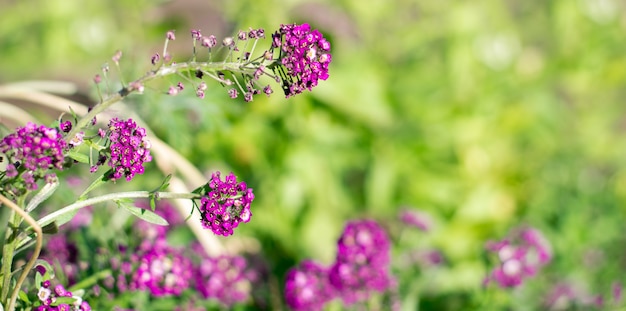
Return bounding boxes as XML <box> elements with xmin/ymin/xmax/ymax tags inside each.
<box><xmin>222</xmin><ymin>37</ymin><xmax>234</xmax><ymax>47</ymax></box>
<box><xmin>197</xmin><ymin>81</ymin><xmax>207</xmax><ymax>91</ymax></box>
<box><xmin>112</xmin><ymin>50</ymin><xmax>123</xmax><ymax>65</ymax></box>
<box><xmin>191</xmin><ymin>29</ymin><xmax>202</xmax><ymax>40</ymax></box>
<box><xmin>151</xmin><ymin>53</ymin><xmax>160</xmax><ymax>65</ymax></box>
<box><xmin>166</xmin><ymin>30</ymin><xmax>176</xmax><ymax>40</ymax></box>
<box><xmin>93</xmin><ymin>74</ymin><xmax>102</xmax><ymax>84</ymax></box>
<box><xmin>238</xmin><ymin>30</ymin><xmax>247</xmax><ymax>40</ymax></box>
<box><xmin>167</xmin><ymin>86</ymin><xmax>179</xmax><ymax>96</ymax></box>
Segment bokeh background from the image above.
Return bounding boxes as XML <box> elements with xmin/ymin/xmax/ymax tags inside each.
<box><xmin>2</xmin><ymin>0</ymin><xmax>626</xmax><ymax>309</ymax></box>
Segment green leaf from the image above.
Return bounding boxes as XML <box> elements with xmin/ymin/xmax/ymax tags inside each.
<box><xmin>67</xmin><ymin>151</ymin><xmax>89</xmax><ymax>164</ymax></box>
<box><xmin>78</xmin><ymin>170</ymin><xmax>112</xmax><ymax>200</ymax></box>
<box><xmin>26</xmin><ymin>181</ymin><xmax>59</xmax><ymax>212</ymax></box>
<box><xmin>18</xmin><ymin>290</ymin><xmax>30</xmax><ymax>304</ymax></box>
<box><xmin>51</xmin><ymin>297</ymin><xmax>77</xmax><ymax>306</ymax></box>
<box><xmin>116</xmin><ymin>200</ymin><xmax>169</xmax><ymax>226</ymax></box>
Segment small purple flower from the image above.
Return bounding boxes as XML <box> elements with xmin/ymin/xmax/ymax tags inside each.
<box><xmin>228</xmin><ymin>88</ymin><xmax>238</xmax><ymax>99</ymax></box>
<box><xmin>105</xmin><ymin>118</ymin><xmax>152</xmax><ymax>181</ymax></box>
<box><xmin>151</xmin><ymin>53</ymin><xmax>160</xmax><ymax>65</ymax></box>
<box><xmin>271</xmin><ymin>23</ymin><xmax>332</xmax><ymax>98</ymax></box>
<box><xmin>131</xmin><ymin>239</ymin><xmax>194</xmax><ymax>297</ymax></box>
<box><xmin>166</xmin><ymin>30</ymin><xmax>176</xmax><ymax>41</ymax></box>
<box><xmin>112</xmin><ymin>50</ymin><xmax>122</xmax><ymax>65</ymax></box>
<box><xmin>33</xmin><ymin>275</ymin><xmax>92</xmax><ymax>311</ymax></box>
<box><xmin>60</xmin><ymin>121</ymin><xmax>72</xmax><ymax>133</ymax></box>
<box><xmin>329</xmin><ymin>219</ymin><xmax>392</xmax><ymax>304</ymax></box>
<box><xmin>0</xmin><ymin>122</ymin><xmax>67</xmax><ymax>193</ymax></box>
<box><xmin>198</xmin><ymin>171</ymin><xmax>255</xmax><ymax>236</ymax></box>
<box><xmin>399</xmin><ymin>208</ymin><xmax>433</xmax><ymax>232</ymax></box>
<box><xmin>485</xmin><ymin>227</ymin><xmax>552</xmax><ymax>288</ymax></box>
<box><xmin>195</xmin><ymin>254</ymin><xmax>256</xmax><ymax>307</ymax></box>
<box><xmin>285</xmin><ymin>260</ymin><xmax>335</xmax><ymax>311</ymax></box>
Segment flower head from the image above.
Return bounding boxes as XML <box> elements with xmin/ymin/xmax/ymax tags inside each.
<box><xmin>195</xmin><ymin>254</ymin><xmax>257</xmax><ymax>307</ymax></box>
<box><xmin>198</xmin><ymin>171</ymin><xmax>255</xmax><ymax>236</ymax></box>
<box><xmin>131</xmin><ymin>239</ymin><xmax>194</xmax><ymax>297</ymax></box>
<box><xmin>485</xmin><ymin>227</ymin><xmax>552</xmax><ymax>288</ymax></box>
<box><xmin>33</xmin><ymin>278</ymin><xmax>91</xmax><ymax>311</ymax></box>
<box><xmin>104</xmin><ymin>118</ymin><xmax>152</xmax><ymax>181</ymax></box>
<box><xmin>0</xmin><ymin>122</ymin><xmax>67</xmax><ymax>194</ymax></box>
<box><xmin>285</xmin><ymin>260</ymin><xmax>335</xmax><ymax>311</ymax></box>
<box><xmin>271</xmin><ymin>23</ymin><xmax>332</xmax><ymax>98</ymax></box>
<box><xmin>329</xmin><ymin>219</ymin><xmax>392</xmax><ymax>304</ymax></box>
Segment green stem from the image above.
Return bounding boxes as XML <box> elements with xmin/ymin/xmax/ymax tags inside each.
<box><xmin>66</xmin><ymin>60</ymin><xmax>272</xmax><ymax>140</ymax></box>
<box><xmin>0</xmin><ymin>195</ymin><xmax>26</xmax><ymax>306</ymax></box>
<box><xmin>36</xmin><ymin>191</ymin><xmax>199</xmax><ymax>229</ymax></box>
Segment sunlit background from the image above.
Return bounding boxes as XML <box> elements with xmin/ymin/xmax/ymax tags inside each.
<box><xmin>2</xmin><ymin>0</ymin><xmax>626</xmax><ymax>309</ymax></box>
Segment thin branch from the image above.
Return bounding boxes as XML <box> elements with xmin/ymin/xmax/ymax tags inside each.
<box><xmin>0</xmin><ymin>194</ymin><xmax>42</xmax><ymax>311</ymax></box>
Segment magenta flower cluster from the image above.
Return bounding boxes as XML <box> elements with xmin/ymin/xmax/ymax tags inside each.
<box><xmin>0</xmin><ymin>122</ymin><xmax>67</xmax><ymax>193</ymax></box>
<box><xmin>329</xmin><ymin>219</ymin><xmax>392</xmax><ymax>304</ymax></box>
<box><xmin>131</xmin><ymin>241</ymin><xmax>194</xmax><ymax>297</ymax></box>
<box><xmin>198</xmin><ymin>171</ymin><xmax>255</xmax><ymax>236</ymax></box>
<box><xmin>102</xmin><ymin>200</ymin><xmax>260</xmax><ymax>307</ymax></box>
<box><xmin>35</xmin><ymin>281</ymin><xmax>91</xmax><ymax>311</ymax></box>
<box><xmin>285</xmin><ymin>219</ymin><xmax>393</xmax><ymax>310</ymax></box>
<box><xmin>485</xmin><ymin>227</ymin><xmax>552</xmax><ymax>288</ymax></box>
<box><xmin>271</xmin><ymin>23</ymin><xmax>332</xmax><ymax>97</ymax></box>
<box><xmin>101</xmin><ymin>118</ymin><xmax>152</xmax><ymax>181</ymax></box>
<box><xmin>284</xmin><ymin>260</ymin><xmax>335</xmax><ymax>311</ymax></box>
<box><xmin>195</xmin><ymin>253</ymin><xmax>259</xmax><ymax>307</ymax></box>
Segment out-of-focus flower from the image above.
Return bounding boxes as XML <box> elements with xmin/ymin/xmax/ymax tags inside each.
<box><xmin>285</xmin><ymin>260</ymin><xmax>335</xmax><ymax>311</ymax></box>
<box><xmin>485</xmin><ymin>227</ymin><xmax>552</xmax><ymax>288</ymax></box>
<box><xmin>0</xmin><ymin>122</ymin><xmax>67</xmax><ymax>194</ymax></box>
<box><xmin>398</xmin><ymin>208</ymin><xmax>433</xmax><ymax>232</ymax></box>
<box><xmin>195</xmin><ymin>254</ymin><xmax>257</xmax><ymax>307</ymax></box>
<box><xmin>329</xmin><ymin>219</ymin><xmax>392</xmax><ymax>304</ymax></box>
<box><xmin>131</xmin><ymin>239</ymin><xmax>194</xmax><ymax>297</ymax></box>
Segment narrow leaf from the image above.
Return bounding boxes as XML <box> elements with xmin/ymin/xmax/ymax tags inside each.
<box><xmin>78</xmin><ymin>170</ymin><xmax>112</xmax><ymax>200</ymax></box>
<box><xmin>117</xmin><ymin>201</ymin><xmax>169</xmax><ymax>226</ymax></box>
<box><xmin>67</xmin><ymin>151</ymin><xmax>89</xmax><ymax>164</ymax></box>
<box><xmin>26</xmin><ymin>181</ymin><xmax>59</xmax><ymax>212</ymax></box>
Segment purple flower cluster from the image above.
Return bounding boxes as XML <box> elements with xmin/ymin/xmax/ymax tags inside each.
<box><xmin>285</xmin><ymin>219</ymin><xmax>393</xmax><ymax>310</ymax></box>
<box><xmin>131</xmin><ymin>242</ymin><xmax>194</xmax><ymax>297</ymax></box>
<box><xmin>329</xmin><ymin>219</ymin><xmax>392</xmax><ymax>304</ymax></box>
<box><xmin>271</xmin><ymin>23</ymin><xmax>332</xmax><ymax>98</ymax></box>
<box><xmin>104</xmin><ymin>200</ymin><xmax>261</xmax><ymax>307</ymax></box>
<box><xmin>195</xmin><ymin>254</ymin><xmax>259</xmax><ymax>307</ymax></box>
<box><xmin>485</xmin><ymin>227</ymin><xmax>552</xmax><ymax>288</ymax></box>
<box><xmin>0</xmin><ymin>122</ymin><xmax>66</xmax><ymax>193</ymax></box>
<box><xmin>398</xmin><ymin>207</ymin><xmax>433</xmax><ymax>232</ymax></box>
<box><xmin>35</xmin><ymin>281</ymin><xmax>91</xmax><ymax>311</ymax></box>
<box><xmin>284</xmin><ymin>260</ymin><xmax>335</xmax><ymax>311</ymax></box>
<box><xmin>198</xmin><ymin>171</ymin><xmax>255</xmax><ymax>236</ymax></box>
<box><xmin>101</xmin><ymin>118</ymin><xmax>152</xmax><ymax>181</ymax></box>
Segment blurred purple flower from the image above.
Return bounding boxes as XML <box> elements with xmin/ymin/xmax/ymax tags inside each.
<box><xmin>0</xmin><ymin>122</ymin><xmax>67</xmax><ymax>193</ymax></box>
<box><xmin>284</xmin><ymin>260</ymin><xmax>335</xmax><ymax>311</ymax></box>
<box><xmin>329</xmin><ymin>219</ymin><xmax>392</xmax><ymax>304</ymax></box>
<box><xmin>131</xmin><ymin>238</ymin><xmax>193</xmax><ymax>297</ymax></box>
<box><xmin>485</xmin><ymin>227</ymin><xmax>552</xmax><ymax>288</ymax></box>
<box><xmin>195</xmin><ymin>254</ymin><xmax>257</xmax><ymax>307</ymax></box>
<box><xmin>398</xmin><ymin>208</ymin><xmax>433</xmax><ymax>232</ymax></box>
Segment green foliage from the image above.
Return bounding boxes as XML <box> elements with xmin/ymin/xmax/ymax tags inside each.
<box><xmin>3</xmin><ymin>0</ymin><xmax>626</xmax><ymax>309</ymax></box>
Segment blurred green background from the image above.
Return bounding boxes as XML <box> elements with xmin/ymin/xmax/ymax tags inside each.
<box><xmin>3</xmin><ymin>0</ymin><xmax>626</xmax><ymax>309</ymax></box>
